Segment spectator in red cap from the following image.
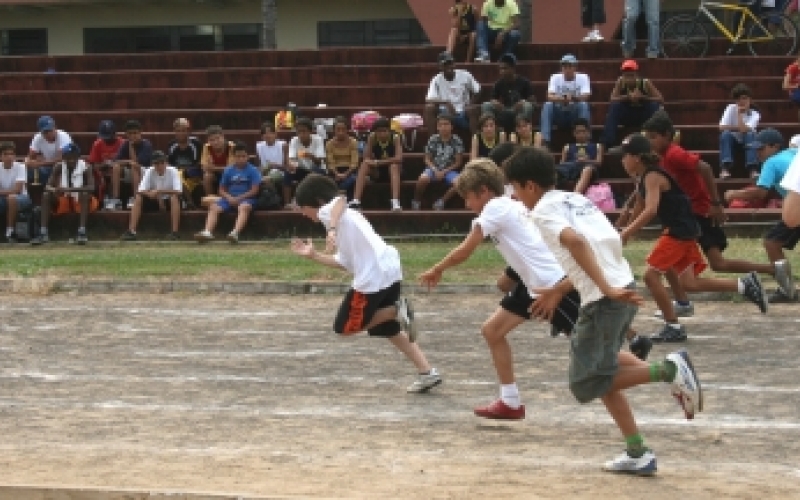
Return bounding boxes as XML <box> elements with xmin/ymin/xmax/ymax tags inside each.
<box><xmin>87</xmin><ymin>120</ymin><xmax>123</xmax><ymax>208</ymax></box>
<box><xmin>602</xmin><ymin>59</ymin><xmax>663</xmax><ymax>148</ymax></box>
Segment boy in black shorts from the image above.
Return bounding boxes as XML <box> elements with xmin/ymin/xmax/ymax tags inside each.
<box><xmin>291</xmin><ymin>174</ymin><xmax>441</xmax><ymax>393</ymax></box>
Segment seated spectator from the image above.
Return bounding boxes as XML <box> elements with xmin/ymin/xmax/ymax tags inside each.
<box><xmin>509</xmin><ymin>114</ymin><xmax>538</xmax><ymax>146</ymax></box>
<box><xmin>284</xmin><ymin>118</ymin><xmax>326</xmax><ymax>208</ymax></box>
<box><xmin>0</xmin><ymin>141</ymin><xmax>31</xmax><ymax>243</ymax></box>
<box><xmin>621</xmin><ymin>0</ymin><xmax>660</xmax><ymax>59</ymax></box>
<box><xmin>782</xmin><ymin>53</ymin><xmax>800</xmax><ymax>123</ymax></box>
<box><xmin>480</xmin><ymin>54</ymin><xmax>535</xmax><ymax>134</ymax></box>
<box><xmin>557</xmin><ymin>118</ymin><xmax>603</xmax><ymax>194</ymax></box>
<box><xmin>470</xmin><ymin>113</ymin><xmax>506</xmax><ymax>160</ymax></box>
<box><xmin>325</xmin><ymin>117</ymin><xmax>359</xmax><ymax>201</ymax></box>
<box><xmin>167</xmin><ymin>117</ymin><xmax>203</xmax><ymax>209</ymax></box>
<box><xmin>200</xmin><ymin>125</ymin><xmax>235</xmax><ymax>196</ymax></box>
<box><xmin>602</xmin><ymin>59</ymin><xmax>663</xmax><ymax>148</ymax></box>
<box><xmin>30</xmin><ymin>143</ymin><xmax>97</xmax><ymax>246</ymax></box>
<box><xmin>120</xmin><ymin>151</ymin><xmax>182</xmax><ymax>241</ymax></box>
<box><xmin>350</xmin><ymin>118</ymin><xmax>404</xmax><ymax>211</ymax></box>
<box><xmin>87</xmin><ymin>120</ymin><xmax>123</xmax><ymax>209</ymax></box>
<box><xmin>112</xmin><ymin>120</ymin><xmax>153</xmax><ymax>210</ymax></box>
<box><xmin>256</xmin><ymin>121</ymin><xmax>287</xmax><ymax>190</ymax></box>
<box><xmin>540</xmin><ymin>54</ymin><xmax>592</xmax><ymax>150</ymax></box>
<box><xmin>25</xmin><ymin>115</ymin><xmax>72</xmax><ymax>186</ymax></box>
<box><xmin>719</xmin><ymin>83</ymin><xmax>760</xmax><ymax>179</ymax></box>
<box><xmin>195</xmin><ymin>142</ymin><xmax>261</xmax><ymax>244</ymax></box>
<box><xmin>475</xmin><ymin>0</ymin><xmax>521</xmax><ymax>63</ymax></box>
<box><xmin>425</xmin><ymin>51</ymin><xmax>481</xmax><ymax>133</ymax></box>
<box><xmin>724</xmin><ymin>128</ymin><xmax>798</xmax><ymax>301</ymax></box>
<box><xmin>446</xmin><ymin>0</ymin><xmax>478</xmax><ymax>62</ymax></box>
<box><xmin>412</xmin><ymin>114</ymin><xmax>465</xmax><ymax>210</ymax></box>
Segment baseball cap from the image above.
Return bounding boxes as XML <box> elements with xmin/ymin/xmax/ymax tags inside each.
<box><xmin>98</xmin><ymin>120</ymin><xmax>116</xmax><ymax>140</ymax></box>
<box><xmin>37</xmin><ymin>115</ymin><xmax>55</xmax><ymax>132</ymax></box>
<box><xmin>619</xmin><ymin>134</ymin><xmax>652</xmax><ymax>156</ymax></box>
<box><xmin>61</xmin><ymin>143</ymin><xmax>81</xmax><ymax>157</ymax></box>
<box><xmin>438</xmin><ymin>51</ymin><xmax>454</xmax><ymax>65</ymax></box>
<box><xmin>151</xmin><ymin>150</ymin><xmax>167</xmax><ymax>163</ymax></box>
<box><xmin>499</xmin><ymin>53</ymin><xmax>517</xmax><ymax>66</ymax></box>
<box><xmin>621</xmin><ymin>59</ymin><xmax>638</xmax><ymax>71</ymax></box>
<box><xmin>560</xmin><ymin>54</ymin><xmax>578</xmax><ymax>65</ymax></box>
<box><xmin>790</xmin><ymin>134</ymin><xmax>800</xmax><ymax>148</ymax></box>
<box><xmin>748</xmin><ymin>128</ymin><xmax>784</xmax><ymax>149</ymax></box>
<box><xmin>173</xmin><ymin>117</ymin><xmax>191</xmax><ymax>129</ymax></box>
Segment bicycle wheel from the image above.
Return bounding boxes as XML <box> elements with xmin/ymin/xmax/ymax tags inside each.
<box><xmin>747</xmin><ymin>12</ymin><xmax>799</xmax><ymax>56</ymax></box>
<box><xmin>661</xmin><ymin>15</ymin><xmax>709</xmax><ymax>58</ymax></box>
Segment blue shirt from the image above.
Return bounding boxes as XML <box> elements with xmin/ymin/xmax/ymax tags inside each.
<box><xmin>115</xmin><ymin>139</ymin><xmax>154</xmax><ymax>167</ymax></box>
<box><xmin>221</xmin><ymin>163</ymin><xmax>261</xmax><ymax>198</ymax></box>
<box><xmin>757</xmin><ymin>148</ymin><xmax>797</xmax><ymax>198</ymax></box>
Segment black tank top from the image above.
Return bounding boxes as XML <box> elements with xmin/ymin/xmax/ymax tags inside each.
<box><xmin>638</xmin><ymin>166</ymin><xmax>699</xmax><ymax>241</ymax></box>
<box><xmin>475</xmin><ymin>133</ymin><xmax>500</xmax><ymax>158</ymax></box>
<box><xmin>371</xmin><ymin>132</ymin><xmax>396</xmax><ymax>160</ymax></box>
<box><xmin>458</xmin><ymin>4</ymin><xmax>477</xmax><ymax>33</ymax></box>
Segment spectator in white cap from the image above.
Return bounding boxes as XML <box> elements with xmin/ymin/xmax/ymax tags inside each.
<box><xmin>540</xmin><ymin>54</ymin><xmax>592</xmax><ymax>150</ymax></box>
<box><xmin>25</xmin><ymin>115</ymin><xmax>72</xmax><ymax>186</ymax></box>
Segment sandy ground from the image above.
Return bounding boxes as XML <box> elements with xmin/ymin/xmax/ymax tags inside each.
<box><xmin>0</xmin><ymin>292</ymin><xmax>798</xmax><ymax>499</ymax></box>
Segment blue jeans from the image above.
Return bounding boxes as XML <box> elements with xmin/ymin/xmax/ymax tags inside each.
<box><xmin>27</xmin><ymin>166</ymin><xmax>52</xmax><ymax>186</ymax></box>
<box><xmin>621</xmin><ymin>0</ymin><xmax>661</xmax><ymax>57</ymax></box>
<box><xmin>480</xmin><ymin>101</ymin><xmax>534</xmax><ymax>134</ymax></box>
<box><xmin>602</xmin><ymin>100</ymin><xmax>661</xmax><ymax>147</ymax></box>
<box><xmin>0</xmin><ymin>193</ymin><xmax>32</xmax><ymax>214</ymax></box>
<box><xmin>540</xmin><ymin>102</ymin><xmax>591</xmax><ymax>143</ymax></box>
<box><xmin>719</xmin><ymin>130</ymin><xmax>758</xmax><ymax>171</ymax></box>
<box><xmin>437</xmin><ymin>105</ymin><xmax>471</xmax><ymax>130</ymax></box>
<box><xmin>333</xmin><ymin>170</ymin><xmax>357</xmax><ymax>200</ymax></box>
<box><xmin>476</xmin><ymin>20</ymin><xmax>521</xmax><ymax>59</ymax></box>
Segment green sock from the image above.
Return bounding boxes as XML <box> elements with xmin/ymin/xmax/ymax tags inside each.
<box><xmin>648</xmin><ymin>361</ymin><xmax>677</xmax><ymax>383</ymax></box>
<box><xmin>625</xmin><ymin>433</ymin><xmax>646</xmax><ymax>458</ymax></box>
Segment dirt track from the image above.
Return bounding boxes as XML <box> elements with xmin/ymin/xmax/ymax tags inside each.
<box><xmin>0</xmin><ymin>292</ymin><xmax>798</xmax><ymax>499</ymax></box>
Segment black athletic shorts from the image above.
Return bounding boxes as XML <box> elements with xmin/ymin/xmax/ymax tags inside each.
<box><xmin>766</xmin><ymin>220</ymin><xmax>800</xmax><ymax>250</ymax></box>
<box><xmin>333</xmin><ymin>281</ymin><xmax>401</xmax><ymax>338</ymax></box>
<box><xmin>141</xmin><ymin>195</ymin><xmax>175</xmax><ymax>212</ymax></box>
<box><xmin>500</xmin><ymin>272</ymin><xmax>582</xmax><ymax>335</ymax></box>
<box><xmin>696</xmin><ymin>214</ymin><xmax>728</xmax><ymax>254</ymax></box>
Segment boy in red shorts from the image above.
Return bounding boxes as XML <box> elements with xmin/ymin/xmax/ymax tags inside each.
<box><xmin>618</xmin><ymin>135</ymin><xmax>767</xmax><ymax>334</ymax></box>
<box><xmin>31</xmin><ymin>143</ymin><xmax>98</xmax><ymax>245</ymax></box>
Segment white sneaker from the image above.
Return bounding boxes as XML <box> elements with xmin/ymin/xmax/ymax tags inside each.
<box><xmin>194</xmin><ymin>230</ymin><xmax>213</xmax><ymax>243</ymax></box>
<box><xmin>127</xmin><ymin>197</ymin><xmax>135</xmax><ymax>210</ymax></box>
<box><xmin>396</xmin><ymin>296</ymin><xmax>418</xmax><ymax>343</ymax></box>
<box><xmin>391</xmin><ymin>200</ymin><xmax>402</xmax><ymax>212</ymax></box>
<box><xmin>667</xmin><ymin>349</ymin><xmax>703</xmax><ymax>419</ymax></box>
<box><xmin>582</xmin><ymin>30</ymin><xmax>595</xmax><ymax>42</ymax></box>
<box><xmin>474</xmin><ymin>53</ymin><xmax>490</xmax><ymax>63</ymax></box>
<box><xmin>227</xmin><ymin>231</ymin><xmax>239</xmax><ymax>244</ymax></box>
<box><xmin>602</xmin><ymin>450</ymin><xmax>657</xmax><ymax>476</ymax></box>
<box><xmin>432</xmin><ymin>199</ymin><xmax>445</xmax><ymax>211</ymax></box>
<box><xmin>406</xmin><ymin>369</ymin><xmax>442</xmax><ymax>393</ymax></box>
<box><xmin>411</xmin><ymin>200</ymin><xmax>421</xmax><ymax>211</ymax></box>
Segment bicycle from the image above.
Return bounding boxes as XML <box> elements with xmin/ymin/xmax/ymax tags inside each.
<box><xmin>661</xmin><ymin>0</ymin><xmax>799</xmax><ymax>57</ymax></box>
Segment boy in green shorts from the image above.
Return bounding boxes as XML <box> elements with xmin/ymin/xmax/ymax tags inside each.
<box><xmin>504</xmin><ymin>146</ymin><xmax>703</xmax><ymax>476</ymax></box>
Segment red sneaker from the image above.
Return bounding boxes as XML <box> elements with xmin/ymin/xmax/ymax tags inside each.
<box><xmin>473</xmin><ymin>399</ymin><xmax>525</xmax><ymax>420</ymax></box>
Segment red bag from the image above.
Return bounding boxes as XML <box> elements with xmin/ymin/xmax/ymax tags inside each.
<box><xmin>728</xmin><ymin>186</ymin><xmax>768</xmax><ymax>209</ymax></box>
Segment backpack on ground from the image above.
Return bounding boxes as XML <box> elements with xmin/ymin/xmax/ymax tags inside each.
<box><xmin>585</xmin><ymin>182</ymin><xmax>616</xmax><ymax>212</ymax></box>
<box><xmin>391</xmin><ymin>113</ymin><xmax>423</xmax><ymax>151</ymax></box>
<box><xmin>15</xmin><ymin>206</ymin><xmax>40</xmax><ymax>242</ymax></box>
<box><xmin>256</xmin><ymin>184</ymin><xmax>282</xmax><ymax>211</ymax></box>
<box><xmin>728</xmin><ymin>186</ymin><xmax>769</xmax><ymax>209</ymax></box>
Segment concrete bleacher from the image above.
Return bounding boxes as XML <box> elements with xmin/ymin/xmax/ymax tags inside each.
<box><xmin>0</xmin><ymin>41</ymin><xmax>794</xmax><ymax>239</ymax></box>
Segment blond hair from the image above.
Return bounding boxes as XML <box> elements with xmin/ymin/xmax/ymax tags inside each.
<box><xmin>455</xmin><ymin>158</ymin><xmax>505</xmax><ymax>197</ymax></box>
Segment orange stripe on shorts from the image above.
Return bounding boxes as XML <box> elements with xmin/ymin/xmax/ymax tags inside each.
<box><xmin>342</xmin><ymin>291</ymin><xmax>368</xmax><ymax>335</ymax></box>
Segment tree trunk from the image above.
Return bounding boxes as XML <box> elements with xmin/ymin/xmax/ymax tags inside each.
<box><xmin>261</xmin><ymin>0</ymin><xmax>277</xmax><ymax>49</ymax></box>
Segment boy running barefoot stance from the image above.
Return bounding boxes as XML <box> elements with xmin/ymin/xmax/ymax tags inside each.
<box><xmin>420</xmin><ymin>159</ymin><xmax>580</xmax><ymax>419</ymax></box>
<box><xmin>291</xmin><ymin>174</ymin><xmax>441</xmax><ymax>393</ymax></box>
<box><xmin>505</xmin><ymin>145</ymin><xmax>704</xmax><ymax>476</ymax></box>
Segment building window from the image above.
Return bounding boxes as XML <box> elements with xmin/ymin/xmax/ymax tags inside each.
<box><xmin>1</xmin><ymin>29</ymin><xmax>48</xmax><ymax>55</ymax></box>
<box><xmin>84</xmin><ymin>24</ymin><xmax>261</xmax><ymax>54</ymax></box>
<box><xmin>318</xmin><ymin>19</ymin><xmax>429</xmax><ymax>48</ymax></box>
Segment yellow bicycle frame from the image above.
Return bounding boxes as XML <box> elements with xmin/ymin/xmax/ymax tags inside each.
<box><xmin>699</xmin><ymin>1</ymin><xmax>776</xmax><ymax>43</ymax></box>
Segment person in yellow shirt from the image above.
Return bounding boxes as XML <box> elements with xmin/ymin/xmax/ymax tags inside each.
<box><xmin>475</xmin><ymin>0</ymin><xmax>521</xmax><ymax>63</ymax></box>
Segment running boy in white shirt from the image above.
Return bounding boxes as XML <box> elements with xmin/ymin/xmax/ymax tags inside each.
<box><xmin>504</xmin><ymin>146</ymin><xmax>703</xmax><ymax>476</ymax></box>
<box><xmin>419</xmin><ymin>159</ymin><xmax>580</xmax><ymax>420</ymax></box>
<box><xmin>290</xmin><ymin>174</ymin><xmax>442</xmax><ymax>393</ymax></box>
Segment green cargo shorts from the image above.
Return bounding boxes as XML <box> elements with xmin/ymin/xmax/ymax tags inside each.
<box><xmin>568</xmin><ymin>287</ymin><xmax>638</xmax><ymax>404</ymax></box>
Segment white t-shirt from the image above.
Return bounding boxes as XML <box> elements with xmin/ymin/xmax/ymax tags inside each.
<box><xmin>289</xmin><ymin>135</ymin><xmax>326</xmax><ymax>170</ymax></box>
<box><xmin>473</xmin><ymin>197</ymin><xmax>564</xmax><ymax>296</ymax></box>
<box><xmin>547</xmin><ymin>73</ymin><xmax>591</xmax><ymax>98</ymax></box>
<box><xmin>256</xmin><ymin>139</ymin><xmax>286</xmax><ymax>169</ymax></box>
<box><xmin>426</xmin><ymin>69</ymin><xmax>481</xmax><ymax>114</ymax></box>
<box><xmin>29</xmin><ymin>130</ymin><xmax>72</xmax><ymax>161</ymax></box>
<box><xmin>719</xmin><ymin>104</ymin><xmax>760</xmax><ymax>141</ymax></box>
<box><xmin>531</xmin><ymin>190</ymin><xmax>634</xmax><ymax>305</ymax></box>
<box><xmin>0</xmin><ymin>162</ymin><xmax>27</xmax><ymax>196</ymax></box>
<box><xmin>318</xmin><ymin>197</ymin><xmax>402</xmax><ymax>293</ymax></box>
<box><xmin>138</xmin><ymin>165</ymin><xmax>181</xmax><ymax>194</ymax></box>
<box><xmin>781</xmin><ymin>151</ymin><xmax>800</xmax><ymax>194</ymax></box>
